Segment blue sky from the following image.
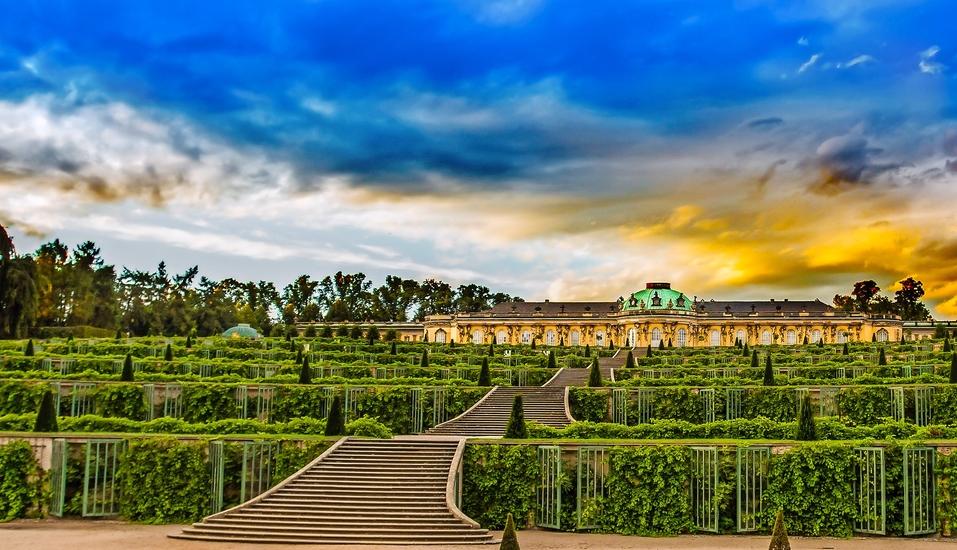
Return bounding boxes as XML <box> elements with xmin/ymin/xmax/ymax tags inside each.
<box><xmin>2</xmin><ymin>1</ymin><xmax>957</xmax><ymax>314</ymax></box>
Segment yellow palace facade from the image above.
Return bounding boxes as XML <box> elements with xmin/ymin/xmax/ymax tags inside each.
<box><xmin>423</xmin><ymin>282</ymin><xmax>903</xmax><ymax>348</ymax></box>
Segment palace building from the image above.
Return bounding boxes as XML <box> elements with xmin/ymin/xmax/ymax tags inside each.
<box><xmin>423</xmin><ymin>282</ymin><xmax>904</xmax><ymax>347</ymax></box>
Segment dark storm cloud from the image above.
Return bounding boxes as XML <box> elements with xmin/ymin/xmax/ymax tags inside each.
<box><xmin>748</xmin><ymin>117</ymin><xmax>784</xmax><ymax>129</ymax></box>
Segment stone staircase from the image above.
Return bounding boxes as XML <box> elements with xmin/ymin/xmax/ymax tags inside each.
<box><xmin>171</xmin><ymin>438</ymin><xmax>495</xmax><ymax>545</ymax></box>
<box><xmin>425</xmin><ymin>385</ymin><xmax>571</xmax><ymax>437</ymax></box>
<box><xmin>543</xmin><ymin>365</ymin><xmax>614</xmax><ymax>386</ymax></box>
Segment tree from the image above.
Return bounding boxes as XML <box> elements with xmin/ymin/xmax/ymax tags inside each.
<box><xmin>321</xmin><ymin>325</ymin><xmax>333</xmax><ymax>338</ymax></box>
<box><xmin>802</xmin><ymin>335</ymin><xmax>808</xmax><ymax>345</ymax></box>
<box><xmin>478</xmin><ymin>358</ymin><xmax>492</xmax><ymax>386</ymax></box>
<box><xmin>944</xmin><ymin>336</ymin><xmax>952</xmax><ymax>353</ymax></box>
<box><xmin>367</xmin><ymin>325</ymin><xmax>380</xmax><ymax>342</ymax></box>
<box><xmin>843</xmin><ymin>342</ymin><xmax>849</xmax><ymax>356</ymax></box>
<box><xmin>500</xmin><ymin>513</ymin><xmax>520</xmax><ymax>550</ymax></box>
<box><xmin>949</xmin><ymin>354</ymin><xmax>957</xmax><ymax>384</ymax></box>
<box><xmin>895</xmin><ymin>277</ymin><xmax>930</xmax><ymax>321</ymax></box>
<box><xmin>488</xmin><ymin>343</ymin><xmax>494</xmax><ymax>357</ymax></box>
<box><xmin>349</xmin><ymin>325</ymin><xmax>363</xmax><ymax>339</ymax></box>
<box><xmin>298</xmin><ymin>357</ymin><xmax>312</xmax><ymax>384</ymax></box>
<box><xmin>295</xmin><ymin>347</ymin><xmax>303</xmax><ymax>365</ymax></box>
<box><xmin>420</xmin><ymin>350</ymin><xmax>429</xmax><ymax>369</ymax></box>
<box><xmin>878</xmin><ymin>347</ymin><xmax>886</xmax><ymax>366</ymax></box>
<box><xmin>796</xmin><ymin>395</ymin><xmax>817</xmax><ymax>440</ymax></box>
<box><xmin>185</xmin><ymin>335</ymin><xmax>192</xmax><ymax>348</ymax></box>
<box><xmin>658</xmin><ymin>339</ymin><xmax>664</xmax><ymax>350</ymax></box>
<box><xmin>817</xmin><ymin>337</ymin><xmax>824</xmax><ymax>348</ymax></box>
<box><xmin>504</xmin><ymin>394</ymin><xmax>527</xmax><ymax>439</ymax></box>
<box><xmin>851</xmin><ymin>280</ymin><xmax>881</xmax><ymax>313</ymax></box>
<box><xmin>164</xmin><ymin>344</ymin><xmax>173</xmax><ymax>361</ymax></box>
<box><xmin>625</xmin><ymin>351</ymin><xmax>636</xmax><ymax>369</ymax></box>
<box><xmin>584</xmin><ymin>344</ymin><xmax>591</xmax><ymax>358</ymax></box>
<box><xmin>763</xmin><ymin>355</ymin><xmax>774</xmax><ymax>386</ymax></box>
<box><xmin>546</xmin><ymin>351</ymin><xmax>557</xmax><ymax>369</ymax></box>
<box><xmin>935</xmin><ymin>324</ymin><xmax>950</xmax><ymax>339</ymax></box>
<box><xmin>370</xmin><ymin>276</ymin><xmax>419</xmax><ymax>322</ymax></box>
<box><xmin>304</xmin><ymin>325</ymin><xmax>317</xmax><ymax>338</ymax></box>
<box><xmin>646</xmin><ymin>344</ymin><xmax>653</xmax><ymax>358</ymax></box>
<box><xmin>324</xmin><ymin>395</ymin><xmax>345</xmax><ymax>436</ymax></box>
<box><xmin>24</xmin><ymin>339</ymin><xmax>34</xmax><ymax>357</ymax></box>
<box><xmin>769</xmin><ymin>509</ymin><xmax>790</xmax><ymax>550</ymax></box>
<box><xmin>33</xmin><ymin>391</ymin><xmax>59</xmax><ymax>432</ymax></box>
<box><xmin>742</xmin><ymin>342</ymin><xmax>749</xmax><ymax>357</ymax></box>
<box><xmin>120</xmin><ymin>353</ymin><xmax>134</xmax><ymax>382</ymax></box>
<box><xmin>336</xmin><ymin>325</ymin><xmax>349</xmax><ymax>337</ymax></box>
<box><xmin>390</xmin><ymin>341</ymin><xmax>397</xmax><ymax>355</ymax></box>
<box><xmin>587</xmin><ymin>358</ymin><xmax>603</xmax><ymax>387</ymax></box>
<box><xmin>751</xmin><ymin>349</ymin><xmax>758</xmax><ymax>370</ymax></box>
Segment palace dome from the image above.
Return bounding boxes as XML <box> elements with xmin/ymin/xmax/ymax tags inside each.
<box><xmin>621</xmin><ymin>282</ymin><xmax>693</xmax><ymax>312</ymax></box>
<box><xmin>222</xmin><ymin>324</ymin><xmax>261</xmax><ymax>339</ymax></box>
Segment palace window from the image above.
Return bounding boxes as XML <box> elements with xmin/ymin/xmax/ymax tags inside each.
<box><xmin>651</xmin><ymin>328</ymin><xmax>662</xmax><ymax>347</ymax></box>
<box><xmin>435</xmin><ymin>329</ymin><xmax>447</xmax><ymax>343</ymax></box>
<box><xmin>877</xmin><ymin>329</ymin><xmax>889</xmax><ymax>342</ymax></box>
<box><xmin>496</xmin><ymin>330</ymin><xmax>507</xmax><ymax>344</ymax></box>
<box><xmin>627</xmin><ymin>328</ymin><xmax>636</xmax><ymax>347</ymax></box>
<box><xmin>521</xmin><ymin>330</ymin><xmax>532</xmax><ymax>345</ymax></box>
<box><xmin>837</xmin><ymin>330</ymin><xmax>848</xmax><ymax>343</ymax></box>
<box><xmin>677</xmin><ymin>328</ymin><xmax>687</xmax><ymax>347</ymax></box>
<box><xmin>546</xmin><ymin>330</ymin><xmax>557</xmax><ymax>346</ymax></box>
<box><xmin>472</xmin><ymin>330</ymin><xmax>483</xmax><ymax>345</ymax></box>
<box><xmin>761</xmin><ymin>330</ymin><xmax>771</xmax><ymax>345</ymax></box>
<box><xmin>735</xmin><ymin>330</ymin><xmax>746</xmax><ymax>346</ymax></box>
<box><xmin>710</xmin><ymin>330</ymin><xmax>720</xmax><ymax>347</ymax></box>
<box><xmin>570</xmin><ymin>330</ymin><xmax>581</xmax><ymax>346</ymax></box>
<box><xmin>811</xmin><ymin>329</ymin><xmax>822</xmax><ymax>344</ymax></box>
<box><xmin>595</xmin><ymin>330</ymin><xmax>605</xmax><ymax>345</ymax></box>
<box><xmin>786</xmin><ymin>330</ymin><xmax>797</xmax><ymax>345</ymax></box>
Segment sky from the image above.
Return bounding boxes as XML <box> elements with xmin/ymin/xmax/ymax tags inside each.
<box><xmin>1</xmin><ymin>0</ymin><xmax>957</xmax><ymax>315</ymax></box>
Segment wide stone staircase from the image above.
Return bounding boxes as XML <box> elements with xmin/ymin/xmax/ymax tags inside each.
<box><xmin>544</xmin><ymin>365</ymin><xmax>614</xmax><ymax>386</ymax></box>
<box><xmin>171</xmin><ymin>438</ymin><xmax>495</xmax><ymax>545</ymax></box>
<box><xmin>425</xmin><ymin>385</ymin><xmax>571</xmax><ymax>437</ymax></box>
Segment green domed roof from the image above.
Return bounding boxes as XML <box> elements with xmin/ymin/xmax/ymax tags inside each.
<box><xmin>621</xmin><ymin>283</ymin><xmax>693</xmax><ymax>312</ymax></box>
<box><xmin>222</xmin><ymin>324</ymin><xmax>261</xmax><ymax>339</ymax></box>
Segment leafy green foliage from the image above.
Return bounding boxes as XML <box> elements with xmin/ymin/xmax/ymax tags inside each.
<box><xmin>95</xmin><ymin>384</ymin><xmax>146</xmax><ymax>419</ymax></box>
<box><xmin>505</xmin><ymin>394</ymin><xmax>527</xmax><ymax>439</ymax></box>
<box><xmin>568</xmin><ymin>388</ymin><xmax>609</xmax><ymax>422</ymax></box>
<box><xmin>795</xmin><ymin>395</ymin><xmax>817</xmax><ymax>440</ymax></box>
<box><xmin>118</xmin><ymin>438</ymin><xmax>210</xmax><ymax>523</ymax></box>
<box><xmin>346</xmin><ymin>415</ymin><xmax>393</xmax><ymax>438</ymax></box>
<box><xmin>273</xmin><ymin>439</ymin><xmax>334</xmax><ymax>480</ymax></box>
<box><xmin>602</xmin><ymin>445</ymin><xmax>692</xmax><ymax>535</ymax></box>
<box><xmin>462</xmin><ymin>444</ymin><xmax>538</xmax><ymax>529</ymax></box>
<box><xmin>0</xmin><ymin>441</ymin><xmax>42</xmax><ymax>521</ymax></box>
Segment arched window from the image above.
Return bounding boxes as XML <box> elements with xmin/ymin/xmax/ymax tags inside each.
<box><xmin>595</xmin><ymin>330</ymin><xmax>605</xmax><ymax>346</ymax></box>
<box><xmin>546</xmin><ymin>330</ymin><xmax>557</xmax><ymax>346</ymax></box>
<box><xmin>472</xmin><ymin>330</ymin><xmax>483</xmax><ymax>345</ymax></box>
<box><xmin>710</xmin><ymin>330</ymin><xmax>720</xmax><ymax>347</ymax></box>
<box><xmin>627</xmin><ymin>328</ymin><xmax>637</xmax><ymax>347</ymax></box>
<box><xmin>761</xmin><ymin>330</ymin><xmax>771</xmax><ymax>345</ymax></box>
<box><xmin>786</xmin><ymin>330</ymin><xmax>797</xmax><ymax>345</ymax></box>
<box><xmin>496</xmin><ymin>330</ymin><xmax>507</xmax><ymax>344</ymax></box>
<box><xmin>837</xmin><ymin>330</ymin><xmax>848</xmax><ymax>344</ymax></box>
<box><xmin>435</xmin><ymin>329</ymin><xmax>447</xmax><ymax>343</ymax></box>
<box><xmin>811</xmin><ymin>329</ymin><xmax>822</xmax><ymax>344</ymax></box>
<box><xmin>877</xmin><ymin>329</ymin><xmax>889</xmax><ymax>342</ymax></box>
<box><xmin>735</xmin><ymin>330</ymin><xmax>746</xmax><ymax>346</ymax></box>
<box><xmin>570</xmin><ymin>330</ymin><xmax>581</xmax><ymax>346</ymax></box>
<box><xmin>677</xmin><ymin>328</ymin><xmax>687</xmax><ymax>347</ymax></box>
<box><xmin>521</xmin><ymin>330</ymin><xmax>532</xmax><ymax>345</ymax></box>
<box><xmin>651</xmin><ymin>327</ymin><xmax>662</xmax><ymax>347</ymax></box>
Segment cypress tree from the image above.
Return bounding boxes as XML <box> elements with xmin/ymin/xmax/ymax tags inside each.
<box><xmin>872</xmin><ymin>333</ymin><xmax>877</xmax><ymax>342</ymax></box>
<box><xmin>802</xmin><ymin>335</ymin><xmax>808</xmax><ymax>345</ymax></box>
<box><xmin>161</xmin><ymin>343</ymin><xmax>171</xmax><ymax>361</ymax></box>
<box><xmin>305</xmin><ymin>325</ymin><xmax>317</xmax><ymax>338</ymax></box>
<box><xmin>324</xmin><ymin>395</ymin><xmax>345</xmax><ymax>436</ymax></box>
<box><xmin>120</xmin><ymin>353</ymin><xmax>134</xmax><ymax>382</ymax></box>
<box><xmin>367</xmin><ymin>325</ymin><xmax>380</xmax><ymax>342</ymax></box>
<box><xmin>33</xmin><ymin>391</ymin><xmax>59</xmax><ymax>432</ymax></box>
<box><xmin>449</xmin><ymin>340</ymin><xmax>456</xmax><ymax>348</ymax></box>
<box><xmin>500</xmin><ymin>513</ymin><xmax>520</xmax><ymax>550</ymax></box>
<box><xmin>658</xmin><ymin>339</ymin><xmax>664</xmax><ymax>350</ymax></box>
<box><xmin>547</xmin><ymin>351</ymin><xmax>557</xmax><ymax>369</ymax></box>
<box><xmin>750</xmin><ymin>349</ymin><xmax>758</xmax><ymax>369</ymax></box>
<box><xmin>24</xmin><ymin>339</ymin><xmax>34</xmax><ymax>356</ymax></box>
<box><xmin>900</xmin><ymin>333</ymin><xmax>906</xmax><ymax>345</ymax></box>
<box><xmin>504</xmin><ymin>394</ymin><xmax>527</xmax><ymax>439</ymax></box>
<box><xmin>298</xmin><ymin>357</ymin><xmax>312</xmax><ymax>384</ymax></box>
<box><xmin>478</xmin><ymin>357</ymin><xmax>492</xmax><ymax>386</ymax></box>
<box><xmin>878</xmin><ymin>347</ymin><xmax>887</xmax><ymax>366</ymax></box>
<box><xmin>115</xmin><ymin>329</ymin><xmax>122</xmax><ymax>341</ymax></box>
<box><xmin>531</xmin><ymin>339</ymin><xmax>536</xmax><ymax>350</ymax></box>
<box><xmin>185</xmin><ymin>335</ymin><xmax>192</xmax><ymax>348</ymax></box>
<box><xmin>769</xmin><ymin>509</ymin><xmax>791</xmax><ymax>550</ymax></box>
<box><xmin>795</xmin><ymin>394</ymin><xmax>817</xmax><ymax>441</ymax></box>
<box><xmin>559</xmin><ymin>338</ymin><xmax>564</xmax><ymax>347</ymax></box>
<box><xmin>321</xmin><ymin>325</ymin><xmax>333</xmax><ymax>338</ymax></box>
<box><xmin>742</xmin><ymin>342</ymin><xmax>750</xmax><ymax>357</ymax></box>
<box><xmin>817</xmin><ymin>338</ymin><xmax>824</xmax><ymax>348</ymax></box>
<box><xmin>950</xmin><ymin>354</ymin><xmax>957</xmax><ymax>384</ymax></box>
<box><xmin>336</xmin><ymin>325</ymin><xmax>348</xmax><ymax>337</ymax></box>
<box><xmin>587</xmin><ymin>358</ymin><xmax>603</xmax><ymax>387</ymax></box>
<box><xmin>489</xmin><ymin>343</ymin><xmax>495</xmax><ymax>357</ymax></box>
<box><xmin>667</xmin><ymin>339</ymin><xmax>673</xmax><ymax>348</ymax></box>
<box><xmin>945</xmin><ymin>337</ymin><xmax>952</xmax><ymax>353</ymax></box>
<box><xmin>607</xmin><ymin>338</ymin><xmax>613</xmax><ymax>350</ymax></box>
<box><xmin>646</xmin><ymin>344</ymin><xmax>653</xmax><ymax>358</ymax></box>
<box><xmin>349</xmin><ymin>325</ymin><xmax>362</xmax><ymax>339</ymax></box>
<box><xmin>584</xmin><ymin>344</ymin><xmax>591</xmax><ymax>358</ymax></box>
<box><xmin>625</xmin><ymin>350</ymin><xmax>636</xmax><ymax>369</ymax></box>
<box><xmin>763</xmin><ymin>354</ymin><xmax>775</xmax><ymax>386</ymax></box>
<box><xmin>842</xmin><ymin>342</ymin><xmax>849</xmax><ymax>356</ymax></box>
<box><xmin>390</xmin><ymin>341</ymin><xmax>397</xmax><ymax>355</ymax></box>
<box><xmin>295</xmin><ymin>348</ymin><xmax>303</xmax><ymax>364</ymax></box>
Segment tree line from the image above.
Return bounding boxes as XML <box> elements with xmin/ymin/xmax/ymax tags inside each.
<box><xmin>832</xmin><ymin>278</ymin><xmax>931</xmax><ymax>321</ymax></box>
<box><xmin>0</xmin><ymin>224</ymin><xmax>521</xmax><ymax>338</ymax></box>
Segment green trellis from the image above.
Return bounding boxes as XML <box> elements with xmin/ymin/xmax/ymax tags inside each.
<box><xmin>536</xmin><ymin>445</ymin><xmax>562</xmax><ymax>529</ymax></box>
<box><xmin>576</xmin><ymin>446</ymin><xmax>607</xmax><ymax>530</ymax></box>
<box><xmin>691</xmin><ymin>446</ymin><xmax>719</xmax><ymax>532</ymax></box>
<box><xmin>82</xmin><ymin>439</ymin><xmax>124</xmax><ymax>517</ymax></box>
<box><xmin>854</xmin><ymin>447</ymin><xmax>886</xmax><ymax>535</ymax></box>
<box><xmin>736</xmin><ymin>446</ymin><xmax>770</xmax><ymax>533</ymax></box>
<box><xmin>903</xmin><ymin>447</ymin><xmax>936</xmax><ymax>535</ymax></box>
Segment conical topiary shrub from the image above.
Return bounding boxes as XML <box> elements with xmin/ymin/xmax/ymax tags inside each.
<box><xmin>950</xmin><ymin>353</ymin><xmax>957</xmax><ymax>384</ymax></box>
<box><xmin>164</xmin><ymin>343</ymin><xmax>173</xmax><ymax>362</ymax></box>
<box><xmin>817</xmin><ymin>337</ymin><xmax>824</xmax><ymax>348</ymax></box>
<box><xmin>763</xmin><ymin>354</ymin><xmax>774</xmax><ymax>386</ymax></box>
<box><xmin>390</xmin><ymin>341</ymin><xmax>397</xmax><ymax>355</ymax></box>
<box><xmin>625</xmin><ymin>350</ymin><xmax>636</xmax><ymax>369</ymax></box>
<box><xmin>298</xmin><ymin>357</ymin><xmax>312</xmax><ymax>384</ymax></box>
<box><xmin>646</xmin><ymin>344</ymin><xmax>653</xmax><ymax>358</ymax></box>
<box><xmin>500</xmin><ymin>512</ymin><xmax>520</xmax><ymax>550</ymax></box>
<box><xmin>795</xmin><ymin>394</ymin><xmax>817</xmax><ymax>441</ymax></box>
<box><xmin>24</xmin><ymin>339</ymin><xmax>34</xmax><ymax>357</ymax></box>
<box><xmin>945</xmin><ymin>337</ymin><xmax>952</xmax><ymax>353</ymax></box>
<box><xmin>420</xmin><ymin>350</ymin><xmax>429</xmax><ymax>369</ymax></box>
<box><xmin>547</xmin><ymin>351</ymin><xmax>557</xmax><ymax>369</ymax></box>
<box><xmin>584</xmin><ymin>344</ymin><xmax>591</xmax><ymax>358</ymax></box>
<box><xmin>802</xmin><ymin>335</ymin><xmax>808</xmax><ymax>345</ymax></box>
<box><xmin>489</xmin><ymin>343</ymin><xmax>495</xmax><ymax>357</ymax></box>
<box><xmin>769</xmin><ymin>509</ymin><xmax>790</xmax><ymax>550</ymax></box>
<box><xmin>587</xmin><ymin>357</ymin><xmax>602</xmax><ymax>387</ymax></box>
<box><xmin>120</xmin><ymin>353</ymin><xmax>134</xmax><ymax>382</ymax></box>
<box><xmin>296</xmin><ymin>348</ymin><xmax>303</xmax><ymax>365</ymax></box>
<box><xmin>878</xmin><ymin>347</ymin><xmax>887</xmax><ymax>366</ymax></box>
<box><xmin>750</xmin><ymin>349</ymin><xmax>758</xmax><ymax>369</ymax></box>
<box><xmin>479</xmin><ymin>357</ymin><xmax>492</xmax><ymax>386</ymax></box>
<box><xmin>185</xmin><ymin>335</ymin><xmax>192</xmax><ymax>348</ymax></box>
<box><xmin>742</xmin><ymin>342</ymin><xmax>749</xmax><ymax>357</ymax></box>
<box><xmin>33</xmin><ymin>391</ymin><xmax>59</xmax><ymax>432</ymax></box>
<box><xmin>658</xmin><ymin>339</ymin><xmax>664</xmax><ymax>350</ymax></box>
<box><xmin>367</xmin><ymin>325</ymin><xmax>379</xmax><ymax>342</ymax></box>
<box><xmin>115</xmin><ymin>329</ymin><xmax>122</xmax><ymax>341</ymax></box>
<box><xmin>843</xmin><ymin>342</ymin><xmax>849</xmax><ymax>355</ymax></box>
<box><xmin>321</xmin><ymin>325</ymin><xmax>333</xmax><ymax>338</ymax></box>
<box><xmin>504</xmin><ymin>394</ymin><xmax>527</xmax><ymax>439</ymax></box>
<box><xmin>324</xmin><ymin>394</ymin><xmax>345</xmax><ymax>436</ymax></box>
